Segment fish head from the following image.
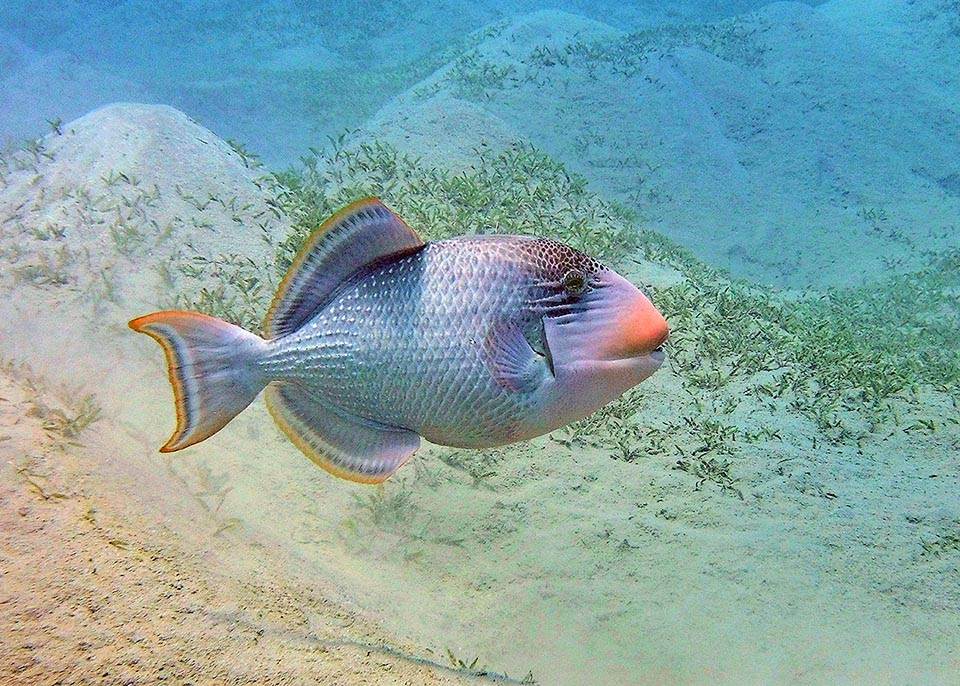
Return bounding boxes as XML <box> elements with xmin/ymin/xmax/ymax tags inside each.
<box><xmin>533</xmin><ymin>241</ymin><xmax>668</xmax><ymax>419</ymax></box>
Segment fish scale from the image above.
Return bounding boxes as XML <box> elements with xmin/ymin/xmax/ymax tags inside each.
<box><xmin>262</xmin><ymin>237</ymin><xmax>548</xmax><ymax>447</ymax></box>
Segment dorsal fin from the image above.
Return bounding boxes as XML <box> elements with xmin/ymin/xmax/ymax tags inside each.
<box><xmin>264</xmin><ymin>198</ymin><xmax>424</xmax><ymax>338</ymax></box>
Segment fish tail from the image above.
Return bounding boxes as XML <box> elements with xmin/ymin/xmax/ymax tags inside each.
<box><xmin>129</xmin><ymin>311</ymin><xmax>269</xmax><ymax>452</ymax></box>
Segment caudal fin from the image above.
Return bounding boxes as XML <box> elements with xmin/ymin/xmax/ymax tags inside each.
<box><xmin>129</xmin><ymin>311</ymin><xmax>269</xmax><ymax>452</ymax></box>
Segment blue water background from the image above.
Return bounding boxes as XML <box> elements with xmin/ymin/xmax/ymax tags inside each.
<box><xmin>0</xmin><ymin>1</ymin><xmax>817</xmax><ymax>168</ymax></box>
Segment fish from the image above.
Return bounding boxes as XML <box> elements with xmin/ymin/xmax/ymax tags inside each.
<box><xmin>130</xmin><ymin>197</ymin><xmax>669</xmax><ymax>483</ymax></box>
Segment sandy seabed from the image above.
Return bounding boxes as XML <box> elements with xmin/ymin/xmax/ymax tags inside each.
<box><xmin>0</xmin><ymin>369</ymin><xmax>491</xmax><ymax>685</ymax></box>
<box><xmin>1</xmin><ymin>99</ymin><xmax>957</xmax><ymax>686</ymax></box>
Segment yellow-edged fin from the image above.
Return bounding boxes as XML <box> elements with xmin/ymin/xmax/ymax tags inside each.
<box><xmin>265</xmin><ymin>383</ymin><xmax>419</xmax><ymax>483</ymax></box>
<box><xmin>129</xmin><ymin>312</ymin><xmax>194</xmax><ymax>451</ymax></box>
<box><xmin>264</xmin><ymin>197</ymin><xmax>424</xmax><ymax>339</ymax></box>
<box><xmin>129</xmin><ymin>311</ymin><xmax>268</xmax><ymax>452</ymax></box>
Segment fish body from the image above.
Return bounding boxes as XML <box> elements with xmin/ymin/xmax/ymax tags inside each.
<box><xmin>131</xmin><ymin>198</ymin><xmax>668</xmax><ymax>483</ymax></box>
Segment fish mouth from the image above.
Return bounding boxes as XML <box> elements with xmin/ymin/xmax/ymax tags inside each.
<box><xmin>650</xmin><ymin>347</ymin><xmax>666</xmax><ymax>363</ymax></box>
<box><xmin>602</xmin><ymin>305</ymin><xmax>669</xmax><ymax>362</ymax></box>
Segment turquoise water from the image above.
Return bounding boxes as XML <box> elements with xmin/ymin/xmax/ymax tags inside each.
<box><xmin>2</xmin><ymin>2</ymin><xmax>959</xmax><ymax>685</ymax></box>
<box><xmin>0</xmin><ymin>1</ymin><xmax>810</xmax><ymax>169</ymax></box>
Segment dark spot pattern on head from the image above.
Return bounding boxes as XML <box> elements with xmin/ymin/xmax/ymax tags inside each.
<box><xmin>498</xmin><ymin>237</ymin><xmax>610</xmax><ymax>321</ymax></box>
<box><xmin>528</xmin><ymin>237</ymin><xmax>606</xmax><ymax>280</ymax></box>
<box><xmin>423</xmin><ymin>234</ymin><xmax>607</xmax><ymax>317</ymax></box>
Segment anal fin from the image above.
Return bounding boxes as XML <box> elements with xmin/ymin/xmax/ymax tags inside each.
<box><xmin>265</xmin><ymin>382</ymin><xmax>420</xmax><ymax>484</ymax></box>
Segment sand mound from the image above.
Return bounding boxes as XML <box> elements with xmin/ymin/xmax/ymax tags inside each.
<box><xmin>0</xmin><ymin>103</ymin><xmax>494</xmax><ymax>685</ymax></box>
<box><xmin>0</xmin><ymin>103</ymin><xmax>283</xmax><ymax>364</ymax></box>
<box><xmin>2</xmin><ymin>102</ymin><xmax>277</xmax><ymax>275</ymax></box>
<box><xmin>365</xmin><ymin>10</ymin><xmax>620</xmax><ymax>171</ymax></box>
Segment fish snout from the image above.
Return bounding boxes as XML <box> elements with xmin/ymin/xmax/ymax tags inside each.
<box><xmin>624</xmin><ymin>293</ymin><xmax>669</xmax><ymax>355</ymax></box>
<box><xmin>601</xmin><ymin>283</ymin><xmax>669</xmax><ymax>361</ymax></box>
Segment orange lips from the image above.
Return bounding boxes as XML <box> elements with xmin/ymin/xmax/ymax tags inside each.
<box><xmin>603</xmin><ymin>291</ymin><xmax>670</xmax><ymax>361</ymax></box>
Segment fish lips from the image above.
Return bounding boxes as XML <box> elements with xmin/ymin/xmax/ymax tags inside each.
<box><xmin>595</xmin><ymin>275</ymin><xmax>669</xmax><ymax>364</ymax></box>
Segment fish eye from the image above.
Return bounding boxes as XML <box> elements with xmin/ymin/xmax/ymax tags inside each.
<box><xmin>561</xmin><ymin>270</ymin><xmax>587</xmax><ymax>295</ymax></box>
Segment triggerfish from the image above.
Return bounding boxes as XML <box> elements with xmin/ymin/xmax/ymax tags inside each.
<box><xmin>130</xmin><ymin>198</ymin><xmax>669</xmax><ymax>483</ymax></box>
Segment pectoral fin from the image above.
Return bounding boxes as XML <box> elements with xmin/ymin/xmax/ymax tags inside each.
<box><xmin>482</xmin><ymin>319</ymin><xmax>551</xmax><ymax>394</ymax></box>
